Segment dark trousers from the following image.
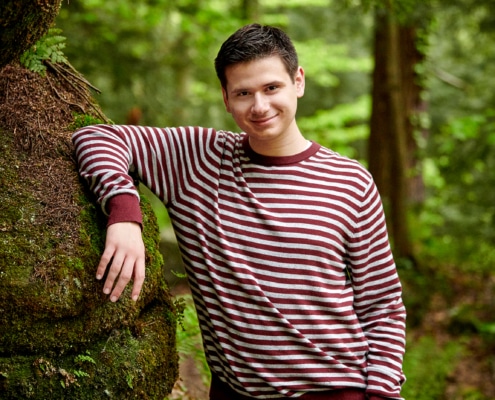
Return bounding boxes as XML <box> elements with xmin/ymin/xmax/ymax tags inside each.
<box><xmin>209</xmin><ymin>374</ymin><xmax>367</xmax><ymax>400</ymax></box>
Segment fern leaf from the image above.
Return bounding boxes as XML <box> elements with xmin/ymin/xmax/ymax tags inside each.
<box><xmin>20</xmin><ymin>28</ymin><xmax>68</xmax><ymax>75</ymax></box>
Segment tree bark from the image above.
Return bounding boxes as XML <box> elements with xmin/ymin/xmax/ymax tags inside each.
<box><xmin>0</xmin><ymin>62</ymin><xmax>179</xmax><ymax>400</ymax></box>
<box><xmin>0</xmin><ymin>3</ymin><xmax>179</xmax><ymax>394</ymax></box>
<box><xmin>0</xmin><ymin>0</ymin><xmax>62</xmax><ymax>68</ymax></box>
<box><xmin>368</xmin><ymin>7</ymin><xmax>424</xmax><ymax>260</ymax></box>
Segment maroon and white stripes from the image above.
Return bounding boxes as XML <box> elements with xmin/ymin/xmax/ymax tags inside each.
<box><xmin>73</xmin><ymin>125</ymin><xmax>406</xmax><ymax>399</ymax></box>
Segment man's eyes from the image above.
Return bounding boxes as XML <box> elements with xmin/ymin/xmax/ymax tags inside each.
<box><xmin>235</xmin><ymin>86</ymin><xmax>280</xmax><ymax>97</ymax></box>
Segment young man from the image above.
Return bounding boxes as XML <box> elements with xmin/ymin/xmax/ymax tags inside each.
<box><xmin>73</xmin><ymin>24</ymin><xmax>406</xmax><ymax>400</ymax></box>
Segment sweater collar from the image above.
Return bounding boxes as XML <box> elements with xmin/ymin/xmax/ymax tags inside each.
<box><xmin>241</xmin><ymin>134</ymin><xmax>320</xmax><ymax>166</ymax></box>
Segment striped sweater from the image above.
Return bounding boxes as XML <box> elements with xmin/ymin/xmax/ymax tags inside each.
<box><xmin>72</xmin><ymin>125</ymin><xmax>406</xmax><ymax>399</ymax></box>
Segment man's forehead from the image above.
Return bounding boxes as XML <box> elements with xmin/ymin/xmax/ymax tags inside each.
<box><xmin>224</xmin><ymin>56</ymin><xmax>291</xmax><ymax>89</ymax></box>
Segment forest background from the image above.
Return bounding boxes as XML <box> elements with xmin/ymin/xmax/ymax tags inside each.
<box><xmin>49</xmin><ymin>0</ymin><xmax>495</xmax><ymax>399</ymax></box>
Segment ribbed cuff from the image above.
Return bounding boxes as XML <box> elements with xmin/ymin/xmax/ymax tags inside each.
<box><xmin>106</xmin><ymin>193</ymin><xmax>143</xmax><ymax>228</ymax></box>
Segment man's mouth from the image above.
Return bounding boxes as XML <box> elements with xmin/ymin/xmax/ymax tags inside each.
<box><xmin>251</xmin><ymin>115</ymin><xmax>276</xmax><ymax>125</ymax></box>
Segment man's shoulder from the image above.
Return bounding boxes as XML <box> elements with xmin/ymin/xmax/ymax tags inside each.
<box><xmin>315</xmin><ymin>144</ymin><xmax>371</xmax><ymax>176</ymax></box>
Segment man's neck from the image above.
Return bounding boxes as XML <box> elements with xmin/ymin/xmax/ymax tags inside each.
<box><xmin>248</xmin><ymin>134</ymin><xmax>308</xmax><ymax>157</ymax></box>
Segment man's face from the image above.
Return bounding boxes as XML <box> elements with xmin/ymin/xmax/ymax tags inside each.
<box><xmin>222</xmin><ymin>55</ymin><xmax>305</xmax><ymax>150</ymax></box>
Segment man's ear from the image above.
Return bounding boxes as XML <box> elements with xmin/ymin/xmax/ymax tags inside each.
<box><xmin>222</xmin><ymin>87</ymin><xmax>231</xmax><ymax>113</ymax></box>
<box><xmin>295</xmin><ymin>66</ymin><xmax>305</xmax><ymax>98</ymax></box>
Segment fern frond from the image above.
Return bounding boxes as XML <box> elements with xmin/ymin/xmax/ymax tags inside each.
<box><xmin>20</xmin><ymin>28</ymin><xmax>68</xmax><ymax>75</ymax></box>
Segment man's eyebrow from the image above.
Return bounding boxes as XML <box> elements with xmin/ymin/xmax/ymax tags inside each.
<box><xmin>230</xmin><ymin>87</ymin><xmax>249</xmax><ymax>94</ymax></box>
<box><xmin>265</xmin><ymin>80</ymin><xmax>285</xmax><ymax>86</ymax></box>
<box><xmin>230</xmin><ymin>81</ymin><xmax>285</xmax><ymax>94</ymax></box>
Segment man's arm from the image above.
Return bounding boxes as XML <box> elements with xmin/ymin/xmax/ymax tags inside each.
<box><xmin>348</xmin><ymin>179</ymin><xmax>406</xmax><ymax>399</ymax></box>
<box><xmin>72</xmin><ymin>124</ymin><xmax>217</xmax><ymax>301</ymax></box>
<box><xmin>73</xmin><ymin>125</ymin><xmax>149</xmax><ymax>302</ymax></box>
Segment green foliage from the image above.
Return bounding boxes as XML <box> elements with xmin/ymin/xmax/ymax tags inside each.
<box><xmin>175</xmin><ymin>295</ymin><xmax>210</xmax><ymax>387</ymax></box>
<box><xmin>74</xmin><ymin>351</ymin><xmax>96</xmax><ymax>365</ymax></box>
<box><xmin>20</xmin><ymin>28</ymin><xmax>68</xmax><ymax>75</ymax></box>
<box><xmin>299</xmin><ymin>95</ymin><xmax>371</xmax><ymax>160</ymax></box>
<box><xmin>419</xmin><ymin>109</ymin><xmax>495</xmax><ymax>272</ymax></box>
<box><xmin>72</xmin><ymin>369</ymin><xmax>90</xmax><ymax>378</ymax></box>
<box><xmin>55</xmin><ymin>0</ymin><xmax>240</xmax><ymax>127</ymax></box>
<box><xmin>295</xmin><ymin>39</ymin><xmax>372</xmax><ymax>87</ymax></box>
<box><xmin>410</xmin><ymin>0</ymin><xmax>495</xmax><ymax>280</ymax></box>
<box><xmin>72</xmin><ymin>350</ymin><xmax>96</xmax><ymax>379</ymax></box>
<box><xmin>402</xmin><ymin>336</ymin><xmax>463</xmax><ymax>400</ymax></box>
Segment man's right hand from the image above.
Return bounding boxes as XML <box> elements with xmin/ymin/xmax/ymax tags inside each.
<box><xmin>96</xmin><ymin>221</ymin><xmax>146</xmax><ymax>302</ymax></box>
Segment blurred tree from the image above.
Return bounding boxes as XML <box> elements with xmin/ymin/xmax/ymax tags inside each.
<box><xmin>367</xmin><ymin>0</ymin><xmax>431</xmax><ymax>261</ymax></box>
<box><xmin>242</xmin><ymin>0</ymin><xmax>261</xmax><ymax>20</ymax></box>
<box><xmin>369</xmin><ymin>7</ymin><xmax>409</xmax><ymax>259</ymax></box>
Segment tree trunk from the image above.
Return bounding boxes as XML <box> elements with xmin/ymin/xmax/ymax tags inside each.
<box><xmin>241</xmin><ymin>0</ymin><xmax>260</xmax><ymax>20</ymax></box>
<box><xmin>0</xmin><ymin>0</ymin><xmax>62</xmax><ymax>68</ymax></box>
<box><xmin>0</xmin><ymin>3</ymin><xmax>180</xmax><ymax>391</ymax></box>
<box><xmin>0</xmin><ymin>62</ymin><xmax>179</xmax><ymax>399</ymax></box>
<box><xmin>399</xmin><ymin>25</ymin><xmax>427</xmax><ymax>204</ymax></box>
<box><xmin>368</xmin><ymin>7</ymin><xmax>424</xmax><ymax>261</ymax></box>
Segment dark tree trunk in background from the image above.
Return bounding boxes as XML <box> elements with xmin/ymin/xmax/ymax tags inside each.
<box><xmin>0</xmin><ymin>0</ymin><xmax>62</xmax><ymax>68</ymax></box>
<box><xmin>241</xmin><ymin>0</ymin><xmax>260</xmax><ymax>20</ymax></box>
<box><xmin>368</xmin><ymin>7</ymin><xmax>426</xmax><ymax>261</ymax></box>
<box><xmin>400</xmin><ymin>25</ymin><xmax>427</xmax><ymax>205</ymax></box>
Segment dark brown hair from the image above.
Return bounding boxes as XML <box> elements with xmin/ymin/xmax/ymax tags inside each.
<box><xmin>214</xmin><ymin>23</ymin><xmax>299</xmax><ymax>89</ymax></box>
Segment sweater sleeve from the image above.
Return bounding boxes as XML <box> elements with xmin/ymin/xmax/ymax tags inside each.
<box><xmin>72</xmin><ymin>124</ymin><xmax>220</xmax><ymax>226</ymax></box>
<box><xmin>106</xmin><ymin>194</ymin><xmax>143</xmax><ymax>227</ymax></box>
<box><xmin>347</xmin><ymin>178</ymin><xmax>406</xmax><ymax>399</ymax></box>
<box><xmin>72</xmin><ymin>124</ymin><xmax>143</xmax><ymax>217</ymax></box>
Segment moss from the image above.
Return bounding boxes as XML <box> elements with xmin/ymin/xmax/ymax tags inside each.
<box><xmin>0</xmin><ymin>64</ymin><xmax>178</xmax><ymax>397</ymax></box>
<box><xmin>0</xmin><ymin>297</ymin><xmax>178</xmax><ymax>399</ymax></box>
<box><xmin>0</xmin><ymin>151</ymin><xmax>179</xmax><ymax>395</ymax></box>
<box><xmin>70</xmin><ymin>113</ymin><xmax>108</xmax><ymax>131</ymax></box>
<box><xmin>0</xmin><ymin>164</ymin><xmax>175</xmax><ymax>353</ymax></box>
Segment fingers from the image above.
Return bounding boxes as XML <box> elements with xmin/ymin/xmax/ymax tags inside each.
<box><xmin>96</xmin><ymin>245</ymin><xmax>115</xmax><ymax>281</ymax></box>
<box><xmin>96</xmin><ymin>221</ymin><xmax>146</xmax><ymax>302</ymax></box>
<box><xmin>100</xmin><ymin>250</ymin><xmax>146</xmax><ymax>302</ymax></box>
<box><xmin>131</xmin><ymin>256</ymin><xmax>146</xmax><ymax>302</ymax></box>
<box><xmin>107</xmin><ymin>254</ymin><xmax>137</xmax><ymax>302</ymax></box>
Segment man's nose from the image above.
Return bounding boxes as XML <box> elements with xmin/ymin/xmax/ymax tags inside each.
<box><xmin>251</xmin><ymin>93</ymin><xmax>269</xmax><ymax>115</ymax></box>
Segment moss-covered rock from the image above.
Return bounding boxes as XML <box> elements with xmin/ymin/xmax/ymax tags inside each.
<box><xmin>0</xmin><ymin>64</ymin><xmax>178</xmax><ymax>398</ymax></box>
